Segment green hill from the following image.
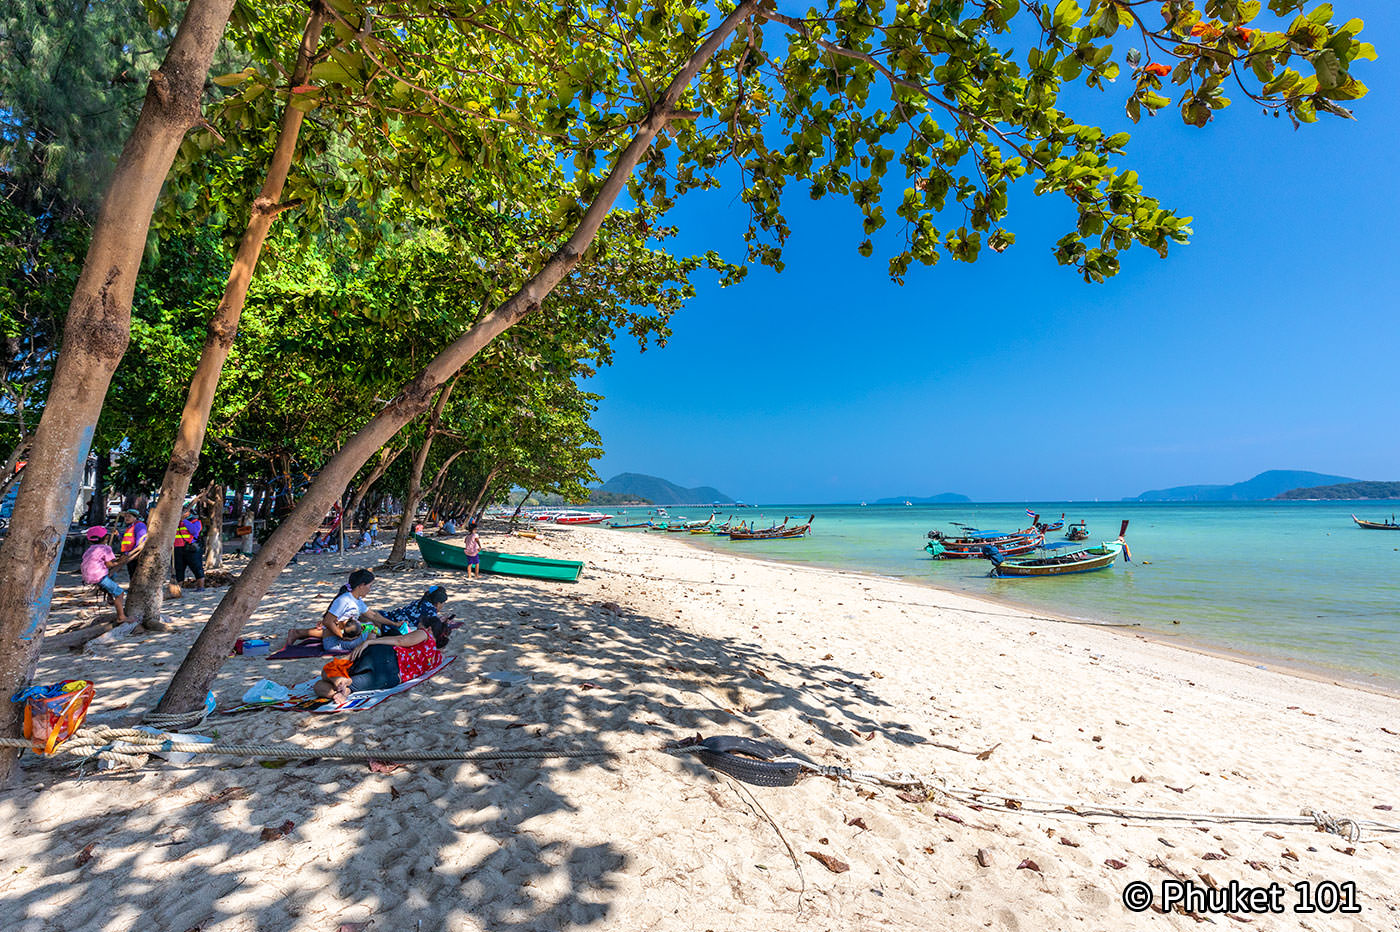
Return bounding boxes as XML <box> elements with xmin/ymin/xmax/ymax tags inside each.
<box><xmin>597</xmin><ymin>473</ymin><xmax>735</xmax><ymax>505</ymax></box>
<box><xmin>873</xmin><ymin>493</ymin><xmax>971</xmax><ymax>504</ymax></box>
<box><xmin>1126</xmin><ymin>470</ymin><xmax>1356</xmax><ymax>502</ymax></box>
<box><xmin>1276</xmin><ymin>481</ymin><xmax>1400</xmax><ymax>500</ymax></box>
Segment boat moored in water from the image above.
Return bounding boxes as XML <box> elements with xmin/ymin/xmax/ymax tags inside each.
<box><xmin>987</xmin><ymin>521</ymin><xmax>1130</xmax><ymax>578</ymax></box>
<box><xmin>1352</xmin><ymin>514</ymin><xmax>1400</xmax><ymax>530</ymax></box>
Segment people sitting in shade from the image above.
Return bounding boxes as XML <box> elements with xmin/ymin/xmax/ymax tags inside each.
<box><xmin>281</xmin><ymin>568</ymin><xmax>391</xmax><ymax>651</ymax></box>
<box><xmin>313</xmin><ymin>626</ymin><xmax>447</xmax><ymax>706</ymax></box>
<box><xmin>81</xmin><ymin>526</ymin><xmax>128</xmax><ymax>623</ymax></box>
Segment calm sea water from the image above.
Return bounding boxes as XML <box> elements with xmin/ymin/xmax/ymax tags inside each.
<box><xmin>607</xmin><ymin>502</ymin><xmax>1400</xmax><ymax>686</ymax></box>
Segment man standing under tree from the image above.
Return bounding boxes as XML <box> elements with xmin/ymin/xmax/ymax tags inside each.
<box><xmin>172</xmin><ymin>500</ymin><xmax>205</xmax><ymax>592</ymax></box>
<box><xmin>117</xmin><ymin>509</ymin><xmax>147</xmax><ymax>583</ymax></box>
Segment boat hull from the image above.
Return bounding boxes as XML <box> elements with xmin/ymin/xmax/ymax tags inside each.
<box><xmin>414</xmin><ymin>534</ymin><xmax>583</xmax><ymax>582</ymax></box>
<box><xmin>1352</xmin><ymin>514</ymin><xmax>1400</xmax><ymax>530</ymax></box>
<box><xmin>990</xmin><ymin>546</ymin><xmax>1119</xmax><ymax>577</ymax></box>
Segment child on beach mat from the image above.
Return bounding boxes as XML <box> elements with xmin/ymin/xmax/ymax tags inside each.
<box><xmin>282</xmin><ymin>568</ymin><xmax>393</xmax><ymax>651</ymax></box>
<box><xmin>313</xmin><ymin>627</ymin><xmax>443</xmax><ymax>705</ymax></box>
<box><xmin>462</xmin><ymin>522</ymin><xmax>482</xmax><ymax>579</ymax></box>
<box><xmin>377</xmin><ymin>585</ymin><xmax>455</xmax><ymax>645</ymax></box>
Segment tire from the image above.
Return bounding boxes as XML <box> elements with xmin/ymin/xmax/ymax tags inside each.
<box><xmin>692</xmin><ymin>735</ymin><xmax>808</xmax><ymax>787</ymax></box>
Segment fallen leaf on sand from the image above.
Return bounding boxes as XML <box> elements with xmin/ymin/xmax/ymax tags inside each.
<box><xmin>1381</xmin><ymin>727</ymin><xmax>1398</xmax><ymax>736</ymax></box>
<box><xmin>844</xmin><ymin>816</ymin><xmax>869</xmax><ymax>831</ymax></box>
<box><xmin>1059</xmin><ymin>837</ymin><xmax>1080</xmax><ymax>848</ymax></box>
<box><xmin>1104</xmin><ymin>859</ymin><xmax>1127</xmax><ymax>870</ymax></box>
<box><xmin>1017</xmin><ymin>859</ymin><xmax>1041</xmax><ymax>872</ymax></box>
<box><xmin>203</xmin><ymin>786</ymin><xmax>250</xmax><ymax>805</ymax></box>
<box><xmin>975</xmin><ymin>743</ymin><xmax>1001</xmax><ymax>761</ymax></box>
<box><xmin>806</xmin><ymin>851</ymin><xmax>849</xmax><ymax>873</ymax></box>
<box><xmin>976</xmin><ymin>848</ymin><xmax>992</xmax><ymax>867</ymax></box>
<box><xmin>856</xmin><ymin>788</ymin><xmax>877</xmax><ymax>800</ymax></box>
<box><xmin>1245</xmin><ymin>860</ymin><xmax>1268</xmax><ymax>871</ymax></box>
<box><xmin>75</xmin><ymin>843</ymin><xmax>96</xmax><ymax>867</ymax></box>
<box><xmin>1264</xmin><ymin>831</ymin><xmax>1284</xmax><ymax>839</ymax></box>
<box><xmin>389</xmin><ymin>786</ymin><xmax>400</xmax><ymax>800</ymax></box>
<box><xmin>1376</xmin><ymin>804</ymin><xmax>1394</xmax><ymax>811</ymax></box>
<box><xmin>260</xmin><ymin>820</ymin><xmax>295</xmax><ymax>842</ymax></box>
<box><xmin>896</xmin><ymin>791</ymin><xmax>927</xmax><ymax>804</ymax></box>
<box><xmin>1131</xmin><ymin>775</ymin><xmax>1148</xmax><ymax>783</ymax></box>
<box><xmin>368</xmin><ymin>760</ymin><xmax>404</xmax><ymax>774</ymax></box>
<box><xmin>1031</xmin><ymin>734</ymin><xmax>1050</xmax><ymax>743</ymax></box>
<box><xmin>1332</xmin><ymin>846</ymin><xmax>1355</xmax><ymax>856</ymax></box>
<box><xmin>1004</xmin><ymin>799</ymin><xmax>1023</xmax><ymax>810</ymax></box>
<box><xmin>934</xmin><ymin>811</ymin><xmax>964</xmax><ymax>824</ymax></box>
<box><xmin>1201</xmin><ymin>852</ymin><xmax>1226</xmax><ymax>861</ymax></box>
<box><xmin>821</xmin><ymin>653</ymin><xmax>834</xmax><ymax>660</ymax></box>
<box><xmin>1165</xmin><ymin>785</ymin><xmax>1192</xmax><ymax>794</ymax></box>
<box><xmin>580</xmin><ymin>682</ymin><xmax>596</xmax><ymax>690</ymax></box>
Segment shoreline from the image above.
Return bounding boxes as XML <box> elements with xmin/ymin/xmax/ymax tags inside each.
<box><xmin>4</xmin><ymin>522</ymin><xmax>1397</xmax><ymax>931</ymax></box>
<box><xmin>649</xmin><ymin>525</ymin><xmax>1400</xmax><ymax>698</ymax></box>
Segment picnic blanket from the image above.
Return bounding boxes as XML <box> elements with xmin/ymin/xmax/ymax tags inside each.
<box><xmin>266</xmin><ymin>638</ymin><xmax>346</xmax><ymax>660</ymax></box>
<box><xmin>218</xmin><ymin>655</ymin><xmax>456</xmax><ymax>715</ymax></box>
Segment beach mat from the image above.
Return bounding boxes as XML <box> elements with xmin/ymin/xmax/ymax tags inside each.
<box><xmin>267</xmin><ymin>638</ymin><xmax>345</xmax><ymax>660</ymax></box>
<box><xmin>218</xmin><ymin>655</ymin><xmax>456</xmax><ymax>715</ymax></box>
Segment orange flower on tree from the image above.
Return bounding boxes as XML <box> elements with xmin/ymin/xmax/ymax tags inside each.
<box><xmin>1143</xmin><ymin>63</ymin><xmax>1172</xmax><ymax>77</ymax></box>
<box><xmin>1236</xmin><ymin>27</ymin><xmax>1254</xmax><ymax>45</ymax></box>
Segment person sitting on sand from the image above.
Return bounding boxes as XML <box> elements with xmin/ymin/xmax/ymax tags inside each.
<box><xmin>80</xmin><ymin>526</ymin><xmax>128</xmax><ymax>623</ymax></box>
<box><xmin>282</xmin><ymin>568</ymin><xmax>391</xmax><ymax>651</ymax></box>
<box><xmin>313</xmin><ymin>626</ymin><xmax>444</xmax><ymax>705</ymax></box>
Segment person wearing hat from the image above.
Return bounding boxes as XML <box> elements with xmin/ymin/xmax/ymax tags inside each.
<box><xmin>117</xmin><ymin>508</ymin><xmax>148</xmax><ymax>582</ymax></box>
<box><xmin>80</xmin><ymin>527</ymin><xmax>127</xmax><ymax>623</ymax></box>
<box><xmin>172</xmin><ymin>499</ymin><xmax>205</xmax><ymax>591</ymax></box>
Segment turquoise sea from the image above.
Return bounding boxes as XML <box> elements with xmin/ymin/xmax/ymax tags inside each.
<box><xmin>607</xmin><ymin>502</ymin><xmax>1400</xmax><ymax>688</ymax></box>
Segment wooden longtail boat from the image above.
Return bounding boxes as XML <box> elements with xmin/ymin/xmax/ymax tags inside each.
<box><xmin>927</xmin><ymin>533</ymin><xmax>1042</xmax><ymax>559</ymax></box>
<box><xmin>414</xmin><ymin>534</ymin><xmax>583</xmax><ymax>582</ymax></box>
<box><xmin>1065</xmin><ymin>522</ymin><xmax>1089</xmax><ymax>541</ymax></box>
<box><xmin>608</xmin><ymin>521</ymin><xmax>653</xmax><ymax>529</ymax></box>
<box><xmin>1352</xmin><ymin>514</ymin><xmax>1400</xmax><ymax>530</ymax></box>
<box><xmin>987</xmin><ymin>521</ymin><xmax>1130</xmax><ymax>578</ymax></box>
<box><xmin>667</xmin><ymin>513</ymin><xmax>716</xmax><ymax>533</ymax></box>
<box><xmin>729</xmin><ymin>515</ymin><xmax>814</xmax><ymax>540</ymax></box>
<box><xmin>927</xmin><ymin>526</ymin><xmax>1038</xmax><ymax>547</ymax></box>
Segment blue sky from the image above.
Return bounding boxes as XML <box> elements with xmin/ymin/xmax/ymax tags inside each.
<box><xmin>588</xmin><ymin>3</ymin><xmax>1399</xmax><ymax>503</ymax></box>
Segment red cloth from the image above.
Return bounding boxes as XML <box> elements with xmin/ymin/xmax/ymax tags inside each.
<box><xmin>393</xmin><ymin>640</ymin><xmax>442</xmax><ymax>681</ymax></box>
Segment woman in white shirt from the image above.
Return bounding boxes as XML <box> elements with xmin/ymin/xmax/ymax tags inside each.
<box><xmin>282</xmin><ymin>568</ymin><xmax>392</xmax><ymax>651</ymax></box>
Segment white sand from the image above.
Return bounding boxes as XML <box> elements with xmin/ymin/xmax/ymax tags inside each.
<box><xmin>2</xmin><ymin>524</ymin><xmax>1396</xmax><ymax>931</ymax></box>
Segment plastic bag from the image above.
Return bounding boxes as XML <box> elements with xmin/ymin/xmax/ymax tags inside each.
<box><xmin>16</xmin><ymin>680</ymin><xmax>95</xmax><ymax>754</ymax></box>
<box><xmin>241</xmin><ymin>679</ymin><xmax>290</xmax><ymax>705</ymax></box>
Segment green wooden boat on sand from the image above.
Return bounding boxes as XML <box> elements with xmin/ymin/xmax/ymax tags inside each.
<box><xmin>414</xmin><ymin>534</ymin><xmax>583</xmax><ymax>582</ymax></box>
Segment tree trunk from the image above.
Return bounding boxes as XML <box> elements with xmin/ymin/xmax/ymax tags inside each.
<box><xmin>421</xmin><ymin>449</ymin><xmax>465</xmax><ymax>518</ymax></box>
<box><xmin>0</xmin><ymin>0</ymin><xmax>236</xmax><ymax>782</ymax></box>
<box><xmin>84</xmin><ymin>451</ymin><xmax>107</xmax><ymax>526</ymax></box>
<box><xmin>205</xmin><ymin>484</ymin><xmax>224</xmax><ymax>570</ymax></box>
<box><xmin>387</xmin><ymin>377</ymin><xmax>457</xmax><ymax>563</ymax></box>
<box><xmin>509</xmin><ymin>493</ymin><xmax>530</xmax><ymax>525</ymax></box>
<box><xmin>345</xmin><ymin>442</ymin><xmax>406</xmax><ymax>530</ymax></box>
<box><xmin>125</xmin><ymin>9</ymin><xmax>327</xmax><ymax>628</ymax></box>
<box><xmin>467</xmin><ymin>467</ymin><xmax>499</xmax><ymax>522</ymax></box>
<box><xmin>153</xmin><ymin>1</ymin><xmax>759</xmax><ymax>715</ymax></box>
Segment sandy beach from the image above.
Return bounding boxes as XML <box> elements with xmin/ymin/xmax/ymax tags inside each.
<box><xmin>2</xmin><ymin>523</ymin><xmax>1396</xmax><ymax>931</ymax></box>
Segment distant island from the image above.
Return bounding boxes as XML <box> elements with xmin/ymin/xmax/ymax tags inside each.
<box><xmin>873</xmin><ymin>493</ymin><xmax>971</xmax><ymax>504</ymax></box>
<box><xmin>1126</xmin><ymin>470</ymin><xmax>1356</xmax><ymax>502</ymax></box>
<box><xmin>593</xmin><ymin>472</ymin><xmax>736</xmax><ymax>505</ymax></box>
<box><xmin>1276</xmin><ymin>481</ymin><xmax>1400</xmax><ymax>501</ymax></box>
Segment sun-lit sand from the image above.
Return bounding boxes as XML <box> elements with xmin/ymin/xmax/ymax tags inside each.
<box><xmin>2</xmin><ymin>522</ymin><xmax>1396</xmax><ymax>931</ymax></box>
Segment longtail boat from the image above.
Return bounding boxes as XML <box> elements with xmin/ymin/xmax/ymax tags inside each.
<box><xmin>667</xmin><ymin>513</ymin><xmax>716</xmax><ymax>533</ymax></box>
<box><xmin>414</xmin><ymin>534</ymin><xmax>582</xmax><ymax>582</ymax></box>
<box><xmin>1065</xmin><ymin>521</ymin><xmax>1089</xmax><ymax>541</ymax></box>
<box><xmin>927</xmin><ymin>533</ymin><xmax>1042</xmax><ymax>559</ymax></box>
<box><xmin>927</xmin><ymin>526</ymin><xmax>1039</xmax><ymax>548</ymax></box>
<box><xmin>608</xmin><ymin>521</ymin><xmax>653</xmax><ymax>529</ymax></box>
<box><xmin>1352</xmin><ymin>514</ymin><xmax>1400</xmax><ymax>530</ymax></box>
<box><xmin>987</xmin><ymin>521</ymin><xmax>1130</xmax><ymax>578</ymax></box>
<box><xmin>729</xmin><ymin>515</ymin><xmax>814</xmax><ymax>540</ymax></box>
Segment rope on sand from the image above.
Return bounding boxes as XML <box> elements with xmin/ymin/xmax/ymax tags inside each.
<box><xmin>0</xmin><ymin>726</ymin><xmax>613</xmax><ymax>772</ymax></box>
<box><xmin>804</xmin><ymin>765</ymin><xmax>1396</xmax><ymax>841</ymax></box>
